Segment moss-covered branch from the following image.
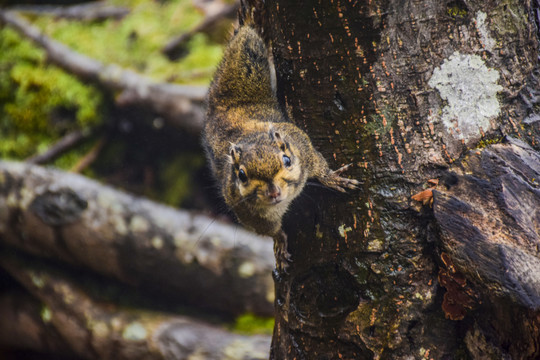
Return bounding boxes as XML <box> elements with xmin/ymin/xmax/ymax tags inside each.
<box><xmin>10</xmin><ymin>3</ymin><xmax>130</xmax><ymax>22</ymax></box>
<box><xmin>0</xmin><ymin>10</ymin><xmax>208</xmax><ymax>134</ymax></box>
<box><xmin>0</xmin><ymin>161</ymin><xmax>275</xmax><ymax>316</ymax></box>
<box><xmin>0</xmin><ymin>251</ymin><xmax>271</xmax><ymax>360</ymax></box>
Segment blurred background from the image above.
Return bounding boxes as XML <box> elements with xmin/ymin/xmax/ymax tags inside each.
<box><xmin>0</xmin><ymin>0</ymin><xmax>235</xmax><ymax>211</ymax></box>
<box><xmin>0</xmin><ymin>1</ymin><xmax>275</xmax><ymax>359</ymax></box>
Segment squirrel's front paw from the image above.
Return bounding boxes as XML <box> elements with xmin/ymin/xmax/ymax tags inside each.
<box><xmin>320</xmin><ymin>163</ymin><xmax>361</xmax><ymax>192</ymax></box>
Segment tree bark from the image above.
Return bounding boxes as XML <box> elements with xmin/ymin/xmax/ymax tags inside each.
<box><xmin>0</xmin><ymin>250</ymin><xmax>271</xmax><ymax>360</ymax></box>
<box><xmin>0</xmin><ymin>161</ymin><xmax>275</xmax><ymax>317</ymax></box>
<box><xmin>242</xmin><ymin>0</ymin><xmax>540</xmax><ymax>358</ymax></box>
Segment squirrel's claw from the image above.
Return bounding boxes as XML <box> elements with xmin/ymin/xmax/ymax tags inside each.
<box><xmin>320</xmin><ymin>164</ymin><xmax>361</xmax><ymax>192</ymax></box>
<box><xmin>334</xmin><ymin>163</ymin><xmax>353</xmax><ymax>175</ymax></box>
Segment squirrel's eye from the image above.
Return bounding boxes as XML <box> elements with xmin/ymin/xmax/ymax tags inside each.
<box><xmin>282</xmin><ymin>155</ymin><xmax>291</xmax><ymax>168</ymax></box>
<box><xmin>238</xmin><ymin>169</ymin><xmax>248</xmax><ymax>183</ymax></box>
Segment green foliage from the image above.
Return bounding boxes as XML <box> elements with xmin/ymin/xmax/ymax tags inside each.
<box><xmin>33</xmin><ymin>0</ymin><xmax>225</xmax><ymax>84</ymax></box>
<box><xmin>0</xmin><ymin>28</ymin><xmax>103</xmax><ymax>161</ymax></box>
<box><xmin>231</xmin><ymin>313</ymin><xmax>274</xmax><ymax>335</ymax></box>
<box><xmin>0</xmin><ymin>0</ymin><xmax>228</xmax><ymax>205</ymax></box>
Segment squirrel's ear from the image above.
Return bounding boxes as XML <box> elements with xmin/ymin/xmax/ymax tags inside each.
<box><xmin>229</xmin><ymin>143</ymin><xmax>241</xmax><ymax>166</ymax></box>
<box><xmin>270</xmin><ymin>129</ymin><xmax>287</xmax><ymax>151</ymax></box>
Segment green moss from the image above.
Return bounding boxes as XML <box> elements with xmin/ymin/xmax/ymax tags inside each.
<box><xmin>0</xmin><ymin>28</ymin><xmax>103</xmax><ymax>162</ymax></box>
<box><xmin>477</xmin><ymin>136</ymin><xmax>503</xmax><ymax>149</ymax></box>
<box><xmin>447</xmin><ymin>6</ymin><xmax>468</xmax><ymax>18</ymax></box>
<box><xmin>32</xmin><ymin>0</ymin><xmax>225</xmax><ymax>84</ymax></box>
<box><xmin>365</xmin><ymin>108</ymin><xmax>394</xmax><ymax>136</ymax></box>
<box><xmin>231</xmin><ymin>313</ymin><xmax>274</xmax><ymax>335</ymax></box>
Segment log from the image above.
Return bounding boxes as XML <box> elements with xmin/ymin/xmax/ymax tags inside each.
<box><xmin>11</xmin><ymin>3</ymin><xmax>130</xmax><ymax>22</ymax></box>
<box><xmin>0</xmin><ymin>161</ymin><xmax>275</xmax><ymax>316</ymax></box>
<box><xmin>0</xmin><ymin>10</ymin><xmax>208</xmax><ymax>134</ymax></box>
<box><xmin>26</xmin><ymin>130</ymin><xmax>89</xmax><ymax>165</ymax></box>
<box><xmin>433</xmin><ymin>137</ymin><xmax>540</xmax><ymax>309</ymax></box>
<box><xmin>0</xmin><ymin>250</ymin><xmax>271</xmax><ymax>360</ymax></box>
<box><xmin>0</xmin><ymin>291</ymin><xmax>76</xmax><ymax>357</ymax></box>
<box><xmin>163</xmin><ymin>0</ymin><xmax>239</xmax><ymax>61</ymax></box>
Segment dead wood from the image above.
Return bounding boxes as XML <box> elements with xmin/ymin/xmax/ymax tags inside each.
<box><xmin>26</xmin><ymin>130</ymin><xmax>89</xmax><ymax>165</ymax></box>
<box><xmin>0</xmin><ymin>161</ymin><xmax>275</xmax><ymax>316</ymax></box>
<box><xmin>10</xmin><ymin>3</ymin><xmax>130</xmax><ymax>22</ymax></box>
<box><xmin>0</xmin><ymin>251</ymin><xmax>271</xmax><ymax>360</ymax></box>
<box><xmin>433</xmin><ymin>137</ymin><xmax>540</xmax><ymax>309</ymax></box>
<box><xmin>163</xmin><ymin>0</ymin><xmax>239</xmax><ymax>61</ymax></box>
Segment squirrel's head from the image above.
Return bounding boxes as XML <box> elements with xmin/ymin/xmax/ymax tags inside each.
<box><xmin>227</xmin><ymin>128</ymin><xmax>305</xmax><ymax>209</ymax></box>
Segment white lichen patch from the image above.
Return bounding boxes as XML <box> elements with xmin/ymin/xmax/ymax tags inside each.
<box><xmin>428</xmin><ymin>52</ymin><xmax>503</xmax><ymax>143</ymax></box>
<box><xmin>129</xmin><ymin>215</ymin><xmax>150</xmax><ymax>233</ymax></box>
<box><xmin>238</xmin><ymin>261</ymin><xmax>256</xmax><ymax>278</ymax></box>
<box><xmin>91</xmin><ymin>321</ymin><xmax>109</xmax><ymax>338</ymax></box>
<box><xmin>475</xmin><ymin>11</ymin><xmax>496</xmax><ymax>51</ymax></box>
<box><xmin>122</xmin><ymin>322</ymin><xmax>147</xmax><ymax>341</ymax></box>
<box><xmin>31</xmin><ymin>273</ymin><xmax>45</xmax><ymax>288</ymax></box>
<box><xmin>367</xmin><ymin>239</ymin><xmax>384</xmax><ymax>252</ymax></box>
<box><xmin>111</xmin><ymin>215</ymin><xmax>128</xmax><ymax>236</ymax></box>
<box><xmin>151</xmin><ymin>236</ymin><xmax>164</xmax><ymax>249</ymax></box>
<box><xmin>173</xmin><ymin>230</ymin><xmax>189</xmax><ymax>247</ymax></box>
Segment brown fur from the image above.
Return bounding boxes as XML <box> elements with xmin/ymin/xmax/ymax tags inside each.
<box><xmin>203</xmin><ymin>26</ymin><xmax>359</xmax><ymax>236</ymax></box>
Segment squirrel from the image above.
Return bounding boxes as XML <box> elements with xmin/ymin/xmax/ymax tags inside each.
<box><xmin>203</xmin><ymin>22</ymin><xmax>359</xmax><ymax>237</ymax></box>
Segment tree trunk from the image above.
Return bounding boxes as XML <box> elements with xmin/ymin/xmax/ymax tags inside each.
<box><xmin>244</xmin><ymin>0</ymin><xmax>540</xmax><ymax>358</ymax></box>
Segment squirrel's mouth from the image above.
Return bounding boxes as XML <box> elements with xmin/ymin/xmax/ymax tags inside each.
<box><xmin>268</xmin><ymin>198</ymin><xmax>282</xmax><ymax>205</ymax></box>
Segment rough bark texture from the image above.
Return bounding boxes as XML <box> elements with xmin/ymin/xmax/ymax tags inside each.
<box><xmin>241</xmin><ymin>0</ymin><xmax>540</xmax><ymax>358</ymax></box>
<box><xmin>0</xmin><ymin>250</ymin><xmax>271</xmax><ymax>360</ymax></box>
<box><xmin>0</xmin><ymin>161</ymin><xmax>275</xmax><ymax>317</ymax></box>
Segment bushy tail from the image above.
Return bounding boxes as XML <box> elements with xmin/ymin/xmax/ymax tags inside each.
<box><xmin>207</xmin><ymin>19</ymin><xmax>276</xmax><ymax>110</ymax></box>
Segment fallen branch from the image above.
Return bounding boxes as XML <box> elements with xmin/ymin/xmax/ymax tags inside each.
<box><xmin>26</xmin><ymin>129</ymin><xmax>89</xmax><ymax>165</ymax></box>
<box><xmin>163</xmin><ymin>0</ymin><xmax>239</xmax><ymax>60</ymax></box>
<box><xmin>0</xmin><ymin>161</ymin><xmax>275</xmax><ymax>316</ymax></box>
<box><xmin>11</xmin><ymin>3</ymin><xmax>130</xmax><ymax>22</ymax></box>
<box><xmin>70</xmin><ymin>135</ymin><xmax>108</xmax><ymax>173</ymax></box>
<box><xmin>0</xmin><ymin>251</ymin><xmax>271</xmax><ymax>360</ymax></box>
<box><xmin>433</xmin><ymin>137</ymin><xmax>540</xmax><ymax>309</ymax></box>
<box><xmin>0</xmin><ymin>291</ymin><xmax>76</xmax><ymax>357</ymax></box>
<box><xmin>0</xmin><ymin>10</ymin><xmax>208</xmax><ymax>134</ymax></box>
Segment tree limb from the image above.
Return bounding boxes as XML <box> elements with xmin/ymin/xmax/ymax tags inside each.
<box><xmin>10</xmin><ymin>3</ymin><xmax>130</xmax><ymax>22</ymax></box>
<box><xmin>70</xmin><ymin>135</ymin><xmax>107</xmax><ymax>173</ymax></box>
<box><xmin>0</xmin><ymin>291</ymin><xmax>77</xmax><ymax>357</ymax></box>
<box><xmin>0</xmin><ymin>251</ymin><xmax>271</xmax><ymax>360</ymax></box>
<box><xmin>0</xmin><ymin>10</ymin><xmax>208</xmax><ymax>134</ymax></box>
<box><xmin>0</xmin><ymin>161</ymin><xmax>275</xmax><ymax>316</ymax></box>
<box><xmin>26</xmin><ymin>129</ymin><xmax>89</xmax><ymax>165</ymax></box>
<box><xmin>163</xmin><ymin>0</ymin><xmax>239</xmax><ymax>61</ymax></box>
<box><xmin>433</xmin><ymin>137</ymin><xmax>540</xmax><ymax>309</ymax></box>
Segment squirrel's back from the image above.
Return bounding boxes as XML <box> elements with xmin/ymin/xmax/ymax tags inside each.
<box><xmin>207</xmin><ymin>26</ymin><xmax>276</xmax><ymax>112</ymax></box>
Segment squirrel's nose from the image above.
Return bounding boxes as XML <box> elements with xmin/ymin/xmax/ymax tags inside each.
<box><xmin>266</xmin><ymin>184</ymin><xmax>281</xmax><ymax>199</ymax></box>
